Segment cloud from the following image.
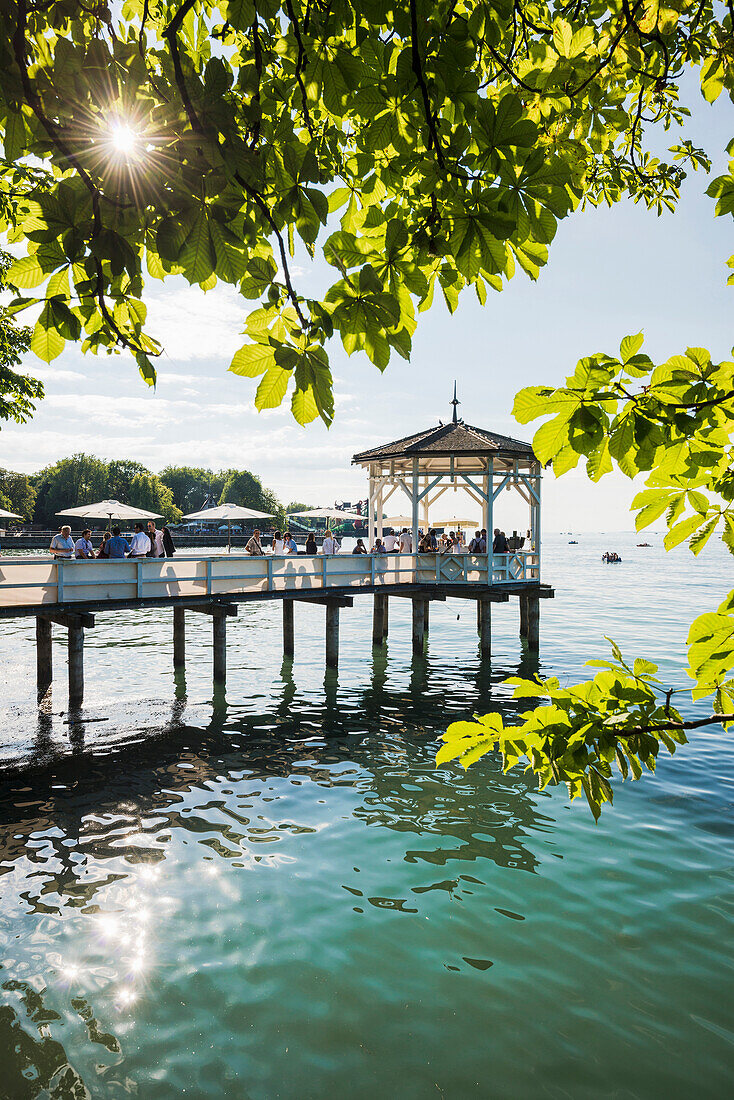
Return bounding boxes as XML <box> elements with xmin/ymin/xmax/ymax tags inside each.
<box><xmin>144</xmin><ymin>282</ymin><xmax>244</xmax><ymax>363</ymax></box>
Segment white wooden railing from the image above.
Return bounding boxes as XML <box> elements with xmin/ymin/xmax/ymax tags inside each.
<box><xmin>0</xmin><ymin>551</ymin><xmax>540</xmax><ymax>610</ymax></box>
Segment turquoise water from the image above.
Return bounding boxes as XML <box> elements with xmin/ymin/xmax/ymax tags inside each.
<box><xmin>0</xmin><ymin>534</ymin><xmax>732</xmax><ymax>1098</ymax></box>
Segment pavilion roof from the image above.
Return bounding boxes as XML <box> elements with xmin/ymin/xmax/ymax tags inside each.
<box><xmin>352</xmin><ymin>419</ymin><xmax>535</xmax><ymax>463</ymax></box>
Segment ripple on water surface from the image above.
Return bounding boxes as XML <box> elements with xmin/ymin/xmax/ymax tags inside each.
<box><xmin>0</xmin><ymin>535</ymin><xmax>732</xmax><ymax>1098</ymax></box>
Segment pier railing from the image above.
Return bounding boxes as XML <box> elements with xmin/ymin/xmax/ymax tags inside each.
<box><xmin>0</xmin><ymin>550</ymin><xmax>540</xmax><ymax>611</ymax></box>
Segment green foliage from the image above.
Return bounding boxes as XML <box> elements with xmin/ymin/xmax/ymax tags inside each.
<box><xmin>0</xmin><ymin>1</ymin><xmax>729</xmax><ymax>421</ymax></box>
<box><xmin>158</xmin><ymin>466</ymin><xmax>227</xmax><ymax>513</ymax></box>
<box><xmin>448</xmin><ymin>336</ymin><xmax>734</xmax><ymax>816</ymax></box>
<box><xmin>31</xmin><ymin>454</ymin><xmax>182</xmax><ymax>525</ymax></box>
<box><xmin>0</xmin><ymin>468</ymin><xmax>36</xmax><ymax>521</ymax></box>
<box><xmin>437</xmin><ymin>641</ymin><xmax>690</xmax><ymax>820</ymax></box>
<box><xmin>219</xmin><ymin>468</ymin><xmax>281</xmax><ymax>516</ymax></box>
<box><xmin>0</xmin><ymin>250</ymin><xmax>43</xmax><ymax>424</ymax></box>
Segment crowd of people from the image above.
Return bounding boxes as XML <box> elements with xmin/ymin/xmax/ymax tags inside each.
<box><xmin>242</xmin><ymin>525</ymin><xmax>526</xmax><ymax>556</ymax></box>
<box><xmin>49</xmin><ymin>521</ymin><xmax>176</xmax><ymax>560</ymax></box>
<box><xmin>48</xmin><ymin>522</ymin><xmax>527</xmax><ymax>560</ymax></box>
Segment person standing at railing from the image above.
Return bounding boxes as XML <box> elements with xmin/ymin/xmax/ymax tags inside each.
<box><xmin>107</xmin><ymin>527</ymin><xmax>130</xmax><ymax>559</ymax></box>
<box><xmin>97</xmin><ymin>531</ymin><xmax>112</xmax><ymax>558</ymax></box>
<box><xmin>245</xmin><ymin>530</ymin><xmax>264</xmax><ymax>555</ymax></box>
<box><xmin>383</xmin><ymin>529</ymin><xmax>398</xmax><ymax>552</ymax></box>
<box><xmin>468</xmin><ymin>530</ymin><xmax>483</xmax><ymax>553</ymax></box>
<box><xmin>74</xmin><ymin>529</ymin><xmax>94</xmax><ymax>559</ymax></box>
<box><xmin>371</xmin><ymin>539</ymin><xmax>387</xmax><ymax>554</ymax></box>
<box><xmin>128</xmin><ymin>523</ymin><xmax>151</xmax><ymax>558</ymax></box>
<box><xmin>49</xmin><ymin>525</ymin><xmax>74</xmax><ymax>559</ymax></box>
<box><xmin>480</xmin><ymin>529</ymin><xmax>488</xmax><ymax>552</ymax></box>
<box><xmin>492</xmin><ymin>529</ymin><xmax>509</xmax><ymax>554</ymax></box>
<box><xmin>284</xmin><ymin>531</ymin><xmax>298</xmax><ymax>554</ymax></box>
<box><xmin>305</xmin><ymin>532</ymin><xmax>317</xmax><ymax>555</ymax></box>
<box><xmin>321</xmin><ymin>530</ymin><xmax>338</xmax><ymax>555</ymax></box>
<box><xmin>146</xmin><ymin>521</ymin><xmax>165</xmax><ymax>558</ymax></box>
<box><xmin>272</xmin><ymin>530</ymin><xmax>285</xmax><ymax>554</ymax></box>
<box><xmin>398</xmin><ymin>528</ymin><xmax>412</xmax><ymax>553</ymax></box>
<box><xmin>352</xmin><ymin>538</ymin><xmax>367</xmax><ymax>555</ymax></box>
<box><xmin>162</xmin><ymin>526</ymin><xmax>176</xmax><ymax>557</ymax></box>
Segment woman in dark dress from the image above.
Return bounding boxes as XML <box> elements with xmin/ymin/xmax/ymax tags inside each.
<box><xmin>305</xmin><ymin>533</ymin><xmax>317</xmax><ymax>554</ymax></box>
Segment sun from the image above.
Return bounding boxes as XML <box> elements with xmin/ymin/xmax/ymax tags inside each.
<box><xmin>110</xmin><ymin>124</ymin><xmax>138</xmax><ymax>156</ymax></box>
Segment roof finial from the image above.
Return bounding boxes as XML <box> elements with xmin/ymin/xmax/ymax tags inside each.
<box><xmin>451</xmin><ymin>381</ymin><xmax>460</xmax><ymax>424</ymax></box>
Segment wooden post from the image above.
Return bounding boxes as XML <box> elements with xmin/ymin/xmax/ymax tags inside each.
<box><xmin>382</xmin><ymin>595</ymin><xmax>389</xmax><ymax>639</ymax></box>
<box><xmin>519</xmin><ymin>594</ymin><xmax>529</xmax><ymax>638</ymax></box>
<box><xmin>412</xmin><ymin>598</ymin><xmax>425</xmax><ymax>654</ymax></box>
<box><xmin>213</xmin><ymin>614</ymin><xmax>227</xmax><ymax>683</ymax></box>
<box><xmin>283</xmin><ymin>598</ymin><xmax>294</xmax><ymax>658</ymax></box>
<box><xmin>173</xmin><ymin>607</ymin><xmax>185</xmax><ymax>668</ymax></box>
<box><xmin>477</xmin><ymin>600</ymin><xmax>482</xmax><ymax>634</ymax></box>
<box><xmin>372</xmin><ymin>594</ymin><xmax>385</xmax><ymax>645</ymax></box>
<box><xmin>479</xmin><ymin>597</ymin><xmax>491</xmax><ymax>659</ymax></box>
<box><xmin>526</xmin><ymin>597</ymin><xmax>540</xmax><ymax>651</ymax></box>
<box><xmin>36</xmin><ymin>616</ymin><xmax>52</xmax><ymax>700</ymax></box>
<box><xmin>423</xmin><ymin>599</ymin><xmax>429</xmax><ymax>635</ymax></box>
<box><xmin>325</xmin><ymin>600</ymin><xmax>340</xmax><ymax>669</ymax></box>
<box><xmin>68</xmin><ymin>625</ymin><xmax>84</xmax><ymax>706</ymax></box>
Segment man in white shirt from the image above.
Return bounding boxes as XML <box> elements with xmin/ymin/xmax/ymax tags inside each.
<box><xmin>382</xmin><ymin>529</ymin><xmax>397</xmax><ymax>552</ymax></box>
<box><xmin>49</xmin><ymin>525</ymin><xmax>75</xmax><ymax>559</ymax></box>
<box><xmin>74</xmin><ymin>529</ymin><xmax>94</xmax><ymax>559</ymax></box>
<box><xmin>399</xmin><ymin>528</ymin><xmax>412</xmax><ymax>553</ymax></box>
<box><xmin>128</xmin><ymin>523</ymin><xmax>152</xmax><ymax>557</ymax></box>
<box><xmin>321</xmin><ymin>530</ymin><xmax>338</xmax><ymax>554</ymax></box>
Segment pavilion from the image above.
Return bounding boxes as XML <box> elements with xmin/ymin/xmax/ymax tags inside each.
<box><xmin>352</xmin><ymin>388</ymin><xmax>542</xmax><ymax>580</ymax></box>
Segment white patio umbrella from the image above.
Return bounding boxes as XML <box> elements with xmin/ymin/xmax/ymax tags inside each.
<box><xmin>383</xmin><ymin>515</ymin><xmax>412</xmax><ymax>527</ymax></box>
<box><xmin>57</xmin><ymin>499</ymin><xmax>163</xmax><ymax>527</ymax></box>
<box><xmin>184</xmin><ymin>503</ymin><xmax>274</xmax><ymax>551</ymax></box>
<box><xmin>434</xmin><ymin>516</ymin><xmax>480</xmax><ymax>529</ymax></box>
<box><xmin>0</xmin><ymin>507</ymin><xmax>23</xmax><ymax>520</ymax></box>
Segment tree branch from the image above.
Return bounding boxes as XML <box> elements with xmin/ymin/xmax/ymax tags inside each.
<box><xmin>163</xmin><ymin>0</ymin><xmax>204</xmax><ymax>134</ymax></box>
<box><xmin>409</xmin><ymin>0</ymin><xmax>445</xmax><ymax>167</ymax></box>
<box><xmin>285</xmin><ymin>0</ymin><xmax>313</xmax><ymax>134</ymax></box>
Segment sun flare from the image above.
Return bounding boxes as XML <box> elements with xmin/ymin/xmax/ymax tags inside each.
<box><xmin>110</xmin><ymin>124</ymin><xmax>138</xmax><ymax>156</ymax></box>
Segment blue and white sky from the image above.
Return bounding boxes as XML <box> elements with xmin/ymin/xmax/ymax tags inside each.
<box><xmin>2</xmin><ymin>86</ymin><xmax>732</xmax><ymax>530</ymax></box>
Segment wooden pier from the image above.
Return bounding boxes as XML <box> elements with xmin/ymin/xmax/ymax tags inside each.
<box><xmin>0</xmin><ymin>400</ymin><xmax>555</xmax><ymax>708</ymax></box>
<box><xmin>0</xmin><ymin>552</ymin><xmax>553</xmax><ymax>705</ymax></box>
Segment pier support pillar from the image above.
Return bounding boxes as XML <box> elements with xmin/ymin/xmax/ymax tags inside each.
<box><xmin>412</xmin><ymin>598</ymin><xmax>425</xmax><ymax>654</ymax></box>
<box><xmin>325</xmin><ymin>600</ymin><xmax>340</xmax><ymax>669</ymax></box>
<box><xmin>36</xmin><ymin>616</ymin><xmax>53</xmax><ymax>700</ymax></box>
<box><xmin>479</xmin><ymin>598</ymin><xmax>492</xmax><ymax>659</ymax></box>
<box><xmin>213</xmin><ymin>614</ymin><xmax>227</xmax><ymax>683</ymax></box>
<box><xmin>383</xmin><ymin>596</ymin><xmax>389</xmax><ymax>639</ymax></box>
<box><xmin>68</xmin><ymin>626</ymin><xmax>84</xmax><ymax>706</ymax></box>
<box><xmin>283</xmin><ymin>599</ymin><xmax>294</xmax><ymax>658</ymax></box>
<box><xmin>519</xmin><ymin>595</ymin><xmax>529</xmax><ymax>638</ymax></box>
<box><xmin>173</xmin><ymin>607</ymin><xmax>185</xmax><ymax>668</ymax></box>
<box><xmin>372</xmin><ymin>594</ymin><xmax>385</xmax><ymax>645</ymax></box>
<box><xmin>526</xmin><ymin>597</ymin><xmax>540</xmax><ymax>651</ymax></box>
<box><xmin>423</xmin><ymin>599</ymin><xmax>429</xmax><ymax>635</ymax></box>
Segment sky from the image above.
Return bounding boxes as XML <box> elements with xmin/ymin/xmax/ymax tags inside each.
<box><xmin>2</xmin><ymin>85</ymin><xmax>732</xmax><ymax>531</ymax></box>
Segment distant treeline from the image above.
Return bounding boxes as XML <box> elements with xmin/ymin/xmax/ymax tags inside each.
<box><xmin>0</xmin><ymin>456</ymin><xmax>303</xmax><ymax>527</ymax></box>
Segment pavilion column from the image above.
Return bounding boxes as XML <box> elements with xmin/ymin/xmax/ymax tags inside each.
<box><xmin>487</xmin><ymin>457</ymin><xmax>494</xmax><ymax>582</ymax></box>
<box><xmin>411</xmin><ymin>456</ymin><xmax>420</xmax><ymax>554</ymax></box>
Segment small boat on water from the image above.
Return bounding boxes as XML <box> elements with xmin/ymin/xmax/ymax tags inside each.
<box><xmin>602</xmin><ymin>552</ymin><xmax>622</xmax><ymax>563</ymax></box>
<box><xmin>568</xmin><ymin>540</ymin><xmax>578</xmax><ymax>544</ymax></box>
<box><xmin>637</xmin><ymin>542</ymin><xmax>652</xmax><ymax>547</ymax></box>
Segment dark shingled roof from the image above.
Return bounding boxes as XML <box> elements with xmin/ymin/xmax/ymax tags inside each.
<box><xmin>353</xmin><ymin>420</ymin><xmax>535</xmax><ymax>462</ymax></box>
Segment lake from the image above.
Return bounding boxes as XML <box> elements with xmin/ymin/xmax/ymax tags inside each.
<box><xmin>0</xmin><ymin>533</ymin><xmax>732</xmax><ymax>1098</ymax></box>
